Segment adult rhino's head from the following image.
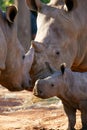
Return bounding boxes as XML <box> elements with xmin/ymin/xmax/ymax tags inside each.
<box><xmin>26</xmin><ymin>0</ymin><xmax>87</xmax><ymax>90</ymax></box>
<box><xmin>0</xmin><ymin>5</ymin><xmax>34</xmax><ymax>91</ymax></box>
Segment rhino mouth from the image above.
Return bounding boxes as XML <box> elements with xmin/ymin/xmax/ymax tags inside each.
<box><xmin>32</xmin><ymin>62</ymin><xmax>55</xmax><ymax>80</ymax></box>
<box><xmin>30</xmin><ymin>63</ymin><xmax>53</xmax><ymax>90</ymax></box>
<box><xmin>8</xmin><ymin>86</ymin><xmax>24</xmax><ymax>92</ymax></box>
<box><xmin>30</xmin><ymin>70</ymin><xmax>51</xmax><ymax>90</ymax></box>
<box><xmin>34</xmin><ymin>69</ymin><xmax>51</xmax><ymax>80</ymax></box>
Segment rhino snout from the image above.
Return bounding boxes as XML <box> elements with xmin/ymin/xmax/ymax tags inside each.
<box><xmin>34</xmin><ymin>86</ymin><xmax>43</xmax><ymax>97</ymax></box>
<box><xmin>33</xmin><ymin>79</ymin><xmax>45</xmax><ymax>98</ymax></box>
<box><xmin>22</xmin><ymin>79</ymin><xmax>33</xmax><ymax>91</ymax></box>
<box><xmin>5</xmin><ymin>81</ymin><xmax>24</xmax><ymax>92</ymax></box>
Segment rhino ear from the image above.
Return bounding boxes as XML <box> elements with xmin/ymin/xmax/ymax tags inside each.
<box><xmin>6</xmin><ymin>5</ymin><xmax>18</xmax><ymax>23</ymax></box>
<box><xmin>31</xmin><ymin>40</ymin><xmax>45</xmax><ymax>52</ymax></box>
<box><xmin>60</xmin><ymin>63</ymin><xmax>66</xmax><ymax>75</ymax></box>
<box><xmin>26</xmin><ymin>0</ymin><xmax>42</xmax><ymax>11</ymax></box>
<box><xmin>64</xmin><ymin>0</ymin><xmax>77</xmax><ymax>12</ymax></box>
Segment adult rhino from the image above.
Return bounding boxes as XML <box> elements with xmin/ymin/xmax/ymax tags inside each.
<box><xmin>0</xmin><ymin>5</ymin><xmax>34</xmax><ymax>91</ymax></box>
<box><xmin>26</xmin><ymin>0</ymin><xmax>87</xmax><ymax>89</ymax></box>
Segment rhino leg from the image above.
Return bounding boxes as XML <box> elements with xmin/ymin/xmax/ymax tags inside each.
<box><xmin>79</xmin><ymin>101</ymin><xmax>87</xmax><ymax>130</ymax></box>
<box><xmin>62</xmin><ymin>101</ymin><xmax>76</xmax><ymax>130</ymax></box>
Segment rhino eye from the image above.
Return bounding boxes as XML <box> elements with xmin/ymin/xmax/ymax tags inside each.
<box><xmin>51</xmin><ymin>84</ymin><xmax>54</xmax><ymax>87</ymax></box>
<box><xmin>65</xmin><ymin>0</ymin><xmax>77</xmax><ymax>12</ymax></box>
<box><xmin>56</xmin><ymin>51</ymin><xmax>60</xmax><ymax>55</ymax></box>
<box><xmin>22</xmin><ymin>55</ymin><xmax>25</xmax><ymax>60</ymax></box>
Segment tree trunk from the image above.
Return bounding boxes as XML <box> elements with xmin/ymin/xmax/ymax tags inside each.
<box><xmin>14</xmin><ymin>0</ymin><xmax>31</xmax><ymax>52</ymax></box>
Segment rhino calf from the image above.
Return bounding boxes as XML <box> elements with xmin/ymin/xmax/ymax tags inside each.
<box><xmin>34</xmin><ymin>63</ymin><xmax>87</xmax><ymax>130</ymax></box>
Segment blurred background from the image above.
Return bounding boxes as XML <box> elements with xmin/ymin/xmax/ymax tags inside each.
<box><xmin>0</xmin><ymin>0</ymin><xmax>50</xmax><ymax>52</ymax></box>
<box><xmin>0</xmin><ymin>0</ymin><xmax>31</xmax><ymax>52</ymax></box>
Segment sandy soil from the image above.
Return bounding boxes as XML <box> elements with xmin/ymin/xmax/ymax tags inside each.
<box><xmin>0</xmin><ymin>86</ymin><xmax>82</xmax><ymax>130</ymax></box>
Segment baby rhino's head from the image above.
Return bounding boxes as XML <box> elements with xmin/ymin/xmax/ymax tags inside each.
<box><xmin>33</xmin><ymin>63</ymin><xmax>66</xmax><ymax>99</ymax></box>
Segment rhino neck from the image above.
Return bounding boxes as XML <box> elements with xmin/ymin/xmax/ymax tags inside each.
<box><xmin>71</xmin><ymin>32</ymin><xmax>87</xmax><ymax>72</ymax></box>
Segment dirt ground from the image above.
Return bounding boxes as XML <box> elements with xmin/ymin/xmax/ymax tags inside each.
<box><xmin>0</xmin><ymin>86</ymin><xmax>82</xmax><ymax>130</ymax></box>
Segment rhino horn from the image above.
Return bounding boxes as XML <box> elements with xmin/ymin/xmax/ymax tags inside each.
<box><xmin>31</xmin><ymin>40</ymin><xmax>45</xmax><ymax>52</ymax></box>
<box><xmin>26</xmin><ymin>0</ymin><xmax>42</xmax><ymax>11</ymax></box>
<box><xmin>6</xmin><ymin>5</ymin><xmax>18</xmax><ymax>23</ymax></box>
<box><xmin>25</xmin><ymin>45</ymin><xmax>34</xmax><ymax>71</ymax></box>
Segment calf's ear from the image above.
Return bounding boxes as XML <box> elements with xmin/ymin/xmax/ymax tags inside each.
<box><xmin>6</xmin><ymin>5</ymin><xmax>18</xmax><ymax>23</ymax></box>
<box><xmin>26</xmin><ymin>0</ymin><xmax>42</xmax><ymax>11</ymax></box>
<box><xmin>60</xmin><ymin>63</ymin><xmax>66</xmax><ymax>75</ymax></box>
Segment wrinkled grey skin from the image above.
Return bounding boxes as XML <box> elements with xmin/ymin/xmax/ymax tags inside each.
<box><xmin>26</xmin><ymin>0</ymin><xmax>87</xmax><ymax>90</ymax></box>
<box><xmin>34</xmin><ymin>63</ymin><xmax>87</xmax><ymax>130</ymax></box>
<box><xmin>0</xmin><ymin>5</ymin><xmax>34</xmax><ymax>91</ymax></box>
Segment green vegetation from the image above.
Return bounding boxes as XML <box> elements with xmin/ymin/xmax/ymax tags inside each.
<box><xmin>0</xmin><ymin>0</ymin><xmax>50</xmax><ymax>11</ymax></box>
<box><xmin>41</xmin><ymin>0</ymin><xmax>50</xmax><ymax>4</ymax></box>
<box><xmin>0</xmin><ymin>0</ymin><xmax>14</xmax><ymax>11</ymax></box>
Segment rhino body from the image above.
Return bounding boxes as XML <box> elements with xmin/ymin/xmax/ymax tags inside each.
<box><xmin>26</xmin><ymin>0</ymin><xmax>87</xmax><ymax>89</ymax></box>
<box><xmin>34</xmin><ymin>63</ymin><xmax>87</xmax><ymax>130</ymax></box>
<box><xmin>0</xmin><ymin>6</ymin><xmax>34</xmax><ymax>91</ymax></box>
